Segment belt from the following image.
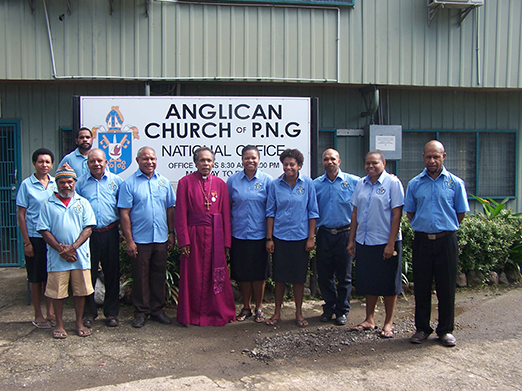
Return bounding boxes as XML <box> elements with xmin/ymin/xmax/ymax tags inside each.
<box><xmin>320</xmin><ymin>226</ymin><xmax>350</xmax><ymax>235</ymax></box>
<box><xmin>416</xmin><ymin>231</ymin><xmax>454</xmax><ymax>240</ymax></box>
<box><xmin>92</xmin><ymin>221</ymin><xmax>119</xmax><ymax>233</ymax></box>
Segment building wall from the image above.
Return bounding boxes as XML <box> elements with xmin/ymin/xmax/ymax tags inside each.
<box><xmin>1</xmin><ymin>0</ymin><xmax>521</xmax><ymax>88</ymax></box>
<box><xmin>1</xmin><ymin>81</ymin><xmax>520</xmax><ymax>212</ymax></box>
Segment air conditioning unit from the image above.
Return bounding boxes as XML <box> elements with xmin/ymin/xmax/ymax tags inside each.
<box><xmin>428</xmin><ymin>0</ymin><xmax>484</xmax><ymax>8</ymax></box>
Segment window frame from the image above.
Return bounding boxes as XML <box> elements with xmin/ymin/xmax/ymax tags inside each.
<box><xmin>400</xmin><ymin>129</ymin><xmax>518</xmax><ymax>200</ymax></box>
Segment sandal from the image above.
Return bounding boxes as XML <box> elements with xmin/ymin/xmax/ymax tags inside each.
<box><xmin>77</xmin><ymin>328</ymin><xmax>92</xmax><ymax>337</ymax></box>
<box><xmin>265</xmin><ymin>317</ymin><xmax>280</xmax><ymax>326</ymax></box>
<box><xmin>380</xmin><ymin>328</ymin><xmax>394</xmax><ymax>339</ymax></box>
<box><xmin>351</xmin><ymin>323</ymin><xmax>377</xmax><ymax>331</ymax></box>
<box><xmin>47</xmin><ymin>318</ymin><xmax>57</xmax><ymax>327</ymax></box>
<box><xmin>296</xmin><ymin>318</ymin><xmax>308</xmax><ymax>328</ymax></box>
<box><xmin>52</xmin><ymin>329</ymin><xmax>68</xmax><ymax>339</ymax></box>
<box><xmin>236</xmin><ymin>308</ymin><xmax>252</xmax><ymax>322</ymax></box>
<box><xmin>254</xmin><ymin>309</ymin><xmax>266</xmax><ymax>323</ymax></box>
<box><xmin>32</xmin><ymin>320</ymin><xmax>51</xmax><ymax>329</ymax></box>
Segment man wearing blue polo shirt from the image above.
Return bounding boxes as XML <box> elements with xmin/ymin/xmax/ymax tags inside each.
<box><xmin>38</xmin><ymin>164</ymin><xmax>97</xmax><ymax>339</ymax></box>
<box><xmin>76</xmin><ymin>148</ymin><xmax>123</xmax><ymax>328</ymax></box>
<box><xmin>404</xmin><ymin>140</ymin><xmax>469</xmax><ymax>347</ymax></box>
<box><xmin>118</xmin><ymin>147</ymin><xmax>176</xmax><ymax>328</ymax></box>
<box><xmin>58</xmin><ymin>127</ymin><xmax>93</xmax><ymax>177</ymax></box>
<box><xmin>314</xmin><ymin>149</ymin><xmax>359</xmax><ymax>326</ymax></box>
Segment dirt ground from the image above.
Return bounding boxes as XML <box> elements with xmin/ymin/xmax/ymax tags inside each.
<box><xmin>1</xmin><ymin>267</ymin><xmax>521</xmax><ymax>391</ymax></box>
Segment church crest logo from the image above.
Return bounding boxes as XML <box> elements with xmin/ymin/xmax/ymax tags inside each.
<box><xmin>91</xmin><ymin>106</ymin><xmax>140</xmax><ymax>175</ymax></box>
<box><xmin>296</xmin><ymin>186</ymin><xmax>305</xmax><ymax>195</ymax></box>
<box><xmin>254</xmin><ymin>182</ymin><xmax>263</xmax><ymax>191</ymax></box>
<box><xmin>444</xmin><ymin>179</ymin><xmax>454</xmax><ymax>189</ymax></box>
<box><xmin>376</xmin><ymin>187</ymin><xmax>386</xmax><ymax>195</ymax></box>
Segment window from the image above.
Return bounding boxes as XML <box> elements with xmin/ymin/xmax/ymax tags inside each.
<box><xmin>398</xmin><ymin>131</ymin><xmax>517</xmax><ymax>199</ymax></box>
<box><xmin>61</xmin><ymin>127</ymin><xmax>75</xmax><ymax>159</ymax></box>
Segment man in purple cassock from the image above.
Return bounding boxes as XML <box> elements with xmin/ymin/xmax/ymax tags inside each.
<box><xmin>175</xmin><ymin>147</ymin><xmax>236</xmax><ymax>326</ymax></box>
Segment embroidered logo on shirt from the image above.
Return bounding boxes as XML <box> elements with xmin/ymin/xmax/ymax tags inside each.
<box><xmin>296</xmin><ymin>186</ymin><xmax>305</xmax><ymax>195</ymax></box>
<box><xmin>376</xmin><ymin>187</ymin><xmax>386</xmax><ymax>195</ymax></box>
<box><xmin>108</xmin><ymin>181</ymin><xmax>117</xmax><ymax>192</ymax></box>
<box><xmin>50</xmin><ymin>183</ymin><xmax>57</xmax><ymax>192</ymax></box>
<box><xmin>341</xmin><ymin>181</ymin><xmax>351</xmax><ymax>191</ymax></box>
<box><xmin>158</xmin><ymin>178</ymin><xmax>166</xmax><ymax>188</ymax></box>
<box><xmin>73</xmin><ymin>203</ymin><xmax>83</xmax><ymax>214</ymax></box>
<box><xmin>254</xmin><ymin>182</ymin><xmax>264</xmax><ymax>191</ymax></box>
<box><xmin>211</xmin><ymin>190</ymin><xmax>218</xmax><ymax>203</ymax></box>
<box><xmin>444</xmin><ymin>179</ymin><xmax>454</xmax><ymax>189</ymax></box>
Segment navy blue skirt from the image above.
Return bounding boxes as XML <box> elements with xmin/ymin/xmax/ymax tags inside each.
<box><xmin>272</xmin><ymin>237</ymin><xmax>309</xmax><ymax>284</ymax></box>
<box><xmin>354</xmin><ymin>241</ymin><xmax>402</xmax><ymax>296</ymax></box>
<box><xmin>230</xmin><ymin>237</ymin><xmax>270</xmax><ymax>282</ymax></box>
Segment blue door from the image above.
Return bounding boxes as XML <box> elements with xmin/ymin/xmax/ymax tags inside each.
<box><xmin>0</xmin><ymin>120</ymin><xmax>23</xmax><ymax>266</ymax></box>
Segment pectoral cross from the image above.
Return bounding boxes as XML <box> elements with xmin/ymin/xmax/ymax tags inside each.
<box><xmin>205</xmin><ymin>200</ymin><xmax>212</xmax><ymax>210</ymax></box>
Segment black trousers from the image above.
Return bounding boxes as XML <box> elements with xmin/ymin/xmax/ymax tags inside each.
<box><xmin>412</xmin><ymin>232</ymin><xmax>458</xmax><ymax>336</ymax></box>
<box><xmin>132</xmin><ymin>242</ymin><xmax>167</xmax><ymax>318</ymax></box>
<box><xmin>316</xmin><ymin>228</ymin><xmax>352</xmax><ymax>316</ymax></box>
<box><xmin>84</xmin><ymin>224</ymin><xmax>121</xmax><ymax>319</ymax></box>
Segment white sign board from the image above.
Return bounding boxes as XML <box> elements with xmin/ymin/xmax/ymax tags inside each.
<box><xmin>80</xmin><ymin>96</ymin><xmax>311</xmax><ymax>183</ymax></box>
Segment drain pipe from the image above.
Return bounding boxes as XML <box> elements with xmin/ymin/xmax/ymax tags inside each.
<box><xmin>475</xmin><ymin>6</ymin><xmax>481</xmax><ymax>85</ymax></box>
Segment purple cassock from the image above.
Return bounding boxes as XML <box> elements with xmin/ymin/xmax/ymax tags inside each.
<box><xmin>175</xmin><ymin>171</ymin><xmax>236</xmax><ymax>326</ymax></box>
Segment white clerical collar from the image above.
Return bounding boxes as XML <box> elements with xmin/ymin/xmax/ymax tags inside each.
<box><xmin>201</xmin><ymin>176</ymin><xmax>208</xmax><ymax>180</ymax></box>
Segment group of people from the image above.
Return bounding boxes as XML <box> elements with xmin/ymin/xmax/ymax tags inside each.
<box><xmin>17</xmin><ymin>127</ymin><xmax>468</xmax><ymax>347</ymax></box>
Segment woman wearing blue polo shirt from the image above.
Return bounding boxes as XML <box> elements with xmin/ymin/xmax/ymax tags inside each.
<box><xmin>265</xmin><ymin>149</ymin><xmax>319</xmax><ymax>327</ymax></box>
<box><xmin>16</xmin><ymin>148</ymin><xmax>57</xmax><ymax>329</ymax></box>
<box><xmin>347</xmin><ymin>150</ymin><xmax>404</xmax><ymax>338</ymax></box>
<box><xmin>227</xmin><ymin>145</ymin><xmax>273</xmax><ymax>323</ymax></box>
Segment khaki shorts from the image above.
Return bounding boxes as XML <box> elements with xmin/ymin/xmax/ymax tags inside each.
<box><xmin>45</xmin><ymin>270</ymin><xmax>94</xmax><ymax>299</ymax></box>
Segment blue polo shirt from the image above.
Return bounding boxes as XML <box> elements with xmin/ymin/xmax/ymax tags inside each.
<box><xmin>227</xmin><ymin>170</ymin><xmax>273</xmax><ymax>240</ymax></box>
<box><xmin>314</xmin><ymin>169</ymin><xmax>360</xmax><ymax>229</ymax></box>
<box><xmin>117</xmin><ymin>169</ymin><xmax>176</xmax><ymax>244</ymax></box>
<box><xmin>266</xmin><ymin>173</ymin><xmax>319</xmax><ymax>241</ymax></box>
<box><xmin>404</xmin><ymin>167</ymin><xmax>469</xmax><ymax>233</ymax></box>
<box><xmin>76</xmin><ymin>170</ymin><xmax>123</xmax><ymax>229</ymax></box>
<box><xmin>37</xmin><ymin>192</ymin><xmax>96</xmax><ymax>271</ymax></box>
<box><xmin>351</xmin><ymin>170</ymin><xmax>404</xmax><ymax>246</ymax></box>
<box><xmin>16</xmin><ymin>174</ymin><xmax>57</xmax><ymax>238</ymax></box>
<box><xmin>58</xmin><ymin>148</ymin><xmax>89</xmax><ymax>177</ymax></box>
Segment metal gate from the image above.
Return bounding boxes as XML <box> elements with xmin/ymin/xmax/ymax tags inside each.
<box><xmin>0</xmin><ymin>120</ymin><xmax>22</xmax><ymax>266</ymax></box>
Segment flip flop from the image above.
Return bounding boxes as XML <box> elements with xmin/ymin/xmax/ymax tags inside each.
<box><xmin>254</xmin><ymin>309</ymin><xmax>266</xmax><ymax>323</ymax></box>
<box><xmin>236</xmin><ymin>308</ymin><xmax>252</xmax><ymax>322</ymax></box>
<box><xmin>351</xmin><ymin>323</ymin><xmax>377</xmax><ymax>331</ymax></box>
<box><xmin>380</xmin><ymin>329</ymin><xmax>394</xmax><ymax>339</ymax></box>
<box><xmin>52</xmin><ymin>329</ymin><xmax>67</xmax><ymax>339</ymax></box>
<box><xmin>32</xmin><ymin>320</ymin><xmax>51</xmax><ymax>329</ymax></box>
<box><xmin>77</xmin><ymin>328</ymin><xmax>92</xmax><ymax>337</ymax></box>
<box><xmin>296</xmin><ymin>319</ymin><xmax>308</xmax><ymax>328</ymax></box>
<box><xmin>47</xmin><ymin>318</ymin><xmax>57</xmax><ymax>327</ymax></box>
<box><xmin>265</xmin><ymin>317</ymin><xmax>280</xmax><ymax>326</ymax></box>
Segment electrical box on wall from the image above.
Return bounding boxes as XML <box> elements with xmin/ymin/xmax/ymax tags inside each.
<box><xmin>365</xmin><ymin>125</ymin><xmax>402</xmax><ymax>161</ymax></box>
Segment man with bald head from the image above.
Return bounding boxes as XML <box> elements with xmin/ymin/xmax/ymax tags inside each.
<box><xmin>118</xmin><ymin>147</ymin><xmax>176</xmax><ymax>328</ymax></box>
<box><xmin>313</xmin><ymin>149</ymin><xmax>360</xmax><ymax>325</ymax></box>
<box><xmin>76</xmin><ymin>148</ymin><xmax>123</xmax><ymax>327</ymax></box>
<box><xmin>404</xmin><ymin>140</ymin><xmax>469</xmax><ymax>347</ymax></box>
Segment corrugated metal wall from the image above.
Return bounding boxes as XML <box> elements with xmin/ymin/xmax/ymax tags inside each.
<box><xmin>0</xmin><ymin>82</ymin><xmax>143</xmax><ymax>177</ymax></box>
<box><xmin>2</xmin><ymin>81</ymin><xmax>521</xmax><ymax>212</ymax></box>
<box><xmin>1</xmin><ymin>0</ymin><xmax>522</xmax><ymax>88</ymax></box>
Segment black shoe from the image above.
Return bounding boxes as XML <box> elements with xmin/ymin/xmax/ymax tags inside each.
<box><xmin>438</xmin><ymin>333</ymin><xmax>456</xmax><ymax>347</ymax></box>
<box><xmin>410</xmin><ymin>330</ymin><xmax>431</xmax><ymax>344</ymax></box>
<box><xmin>150</xmin><ymin>314</ymin><xmax>172</xmax><ymax>325</ymax></box>
<box><xmin>335</xmin><ymin>314</ymin><xmax>348</xmax><ymax>326</ymax></box>
<box><xmin>106</xmin><ymin>316</ymin><xmax>119</xmax><ymax>327</ymax></box>
<box><xmin>82</xmin><ymin>316</ymin><xmax>94</xmax><ymax>328</ymax></box>
<box><xmin>132</xmin><ymin>317</ymin><xmax>146</xmax><ymax>328</ymax></box>
<box><xmin>320</xmin><ymin>312</ymin><xmax>333</xmax><ymax>322</ymax></box>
